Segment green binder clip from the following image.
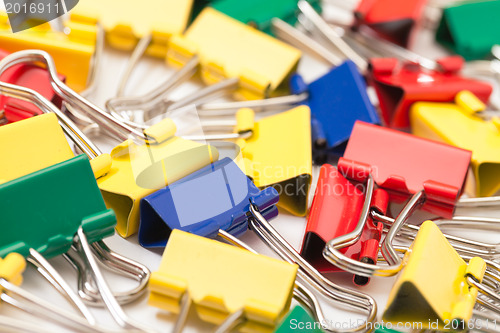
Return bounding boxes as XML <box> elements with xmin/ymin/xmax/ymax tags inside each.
<box><xmin>0</xmin><ymin>155</ymin><xmax>154</xmax><ymax>331</ymax></box>
<box><xmin>436</xmin><ymin>0</ymin><xmax>500</xmax><ymax>60</ymax></box>
<box><xmin>211</xmin><ymin>0</ymin><xmax>322</xmax><ymax>36</ymax></box>
<box><xmin>274</xmin><ymin>306</ymin><xmax>323</xmax><ymax>332</ymax></box>
<box><xmin>0</xmin><ymin>72</ymin><xmax>151</xmax><ymax>308</ymax></box>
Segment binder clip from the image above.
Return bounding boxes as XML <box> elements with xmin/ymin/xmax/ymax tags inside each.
<box><xmin>166</xmin><ymin>7</ymin><xmax>302</xmax><ymax>100</ymax></box>
<box><xmin>297</xmin><ymin>11</ymin><xmax>494</xmax><ymax>130</ymax></box>
<box><xmin>192</xmin><ymin>106</ymin><xmax>312</xmax><ymax>216</ymax></box>
<box><xmin>0</xmin><ymin>154</ymin><xmax>155</xmax><ymax>331</ymax></box>
<box><xmin>0</xmin><ymin>253</ymin><xmax>107</xmax><ymax>332</ymax></box>
<box><xmin>0</xmin><ymin>48</ymin><xmax>66</xmax><ymax>124</ymax></box>
<box><xmin>300</xmin><ymin>164</ymin><xmax>388</xmax><ymax>286</ymax></box>
<box><xmin>317</xmin><ymin>121</ymin><xmax>479</xmax><ymax>280</ymax></box>
<box><xmin>294</xmin><ymin>61</ymin><xmax>378</xmax><ymax>162</ymax></box>
<box><xmin>151</xmin><ymin>229</ymin><xmax>373</xmax><ymax>333</ymax></box>
<box><xmin>139</xmin><ymin>157</ymin><xmax>279</xmax><ymax>248</ymax></box>
<box><xmin>197</xmin><ymin>17</ymin><xmax>378</xmax><ymax>163</ymax></box>
<box><xmin>0</xmin><ymin>50</ymin><xmax>220</xmax><ymax>238</ymax></box>
<box><xmin>369</xmin><ymin>56</ymin><xmax>493</xmax><ymax>128</ymax></box>
<box><xmin>71</xmin><ymin>0</ymin><xmax>194</xmax><ymax>58</ymax></box>
<box><xmin>0</xmin><ymin>14</ymin><xmax>98</xmax><ymax>92</ymax></box>
<box><xmin>274</xmin><ymin>14</ymin><xmax>378</xmax><ymax>160</ymax></box>
<box><xmin>0</xmin><ymin>82</ymin><xmax>151</xmax><ymax>308</ymax></box>
<box><xmin>339</xmin><ymin>121</ymin><xmax>472</xmax><ymax>218</ymax></box>
<box><xmin>144</xmin><ymin>162</ymin><xmax>377</xmax><ymax>331</ymax></box>
<box><xmin>353</xmin><ymin>0</ymin><xmax>428</xmax><ymax>47</ymax></box>
<box><xmin>149</xmin><ymin>229</ymin><xmax>297</xmax><ymax>332</ymax></box>
<box><xmin>411</xmin><ymin>90</ymin><xmax>500</xmax><ymax>198</ymax></box>
<box><xmin>383</xmin><ymin>220</ymin><xmax>500</xmax><ymax>329</ymax></box>
<box><xmin>211</xmin><ymin>0</ymin><xmax>322</xmax><ymax>36</ymax></box>
<box><xmin>230</xmin><ymin>204</ymin><xmax>378</xmax><ymax>332</ymax></box>
<box><xmin>436</xmin><ymin>0</ymin><xmax>500</xmax><ymax>60</ymax></box>
<box><xmin>235</xmin><ymin>107</ymin><xmax>311</xmax><ymax>216</ymax></box>
<box><xmin>0</xmin><ymin>95</ymin><xmax>109</xmax><ymax>184</ymax></box>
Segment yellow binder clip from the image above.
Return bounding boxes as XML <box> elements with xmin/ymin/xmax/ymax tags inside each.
<box><xmin>410</xmin><ymin>90</ymin><xmax>500</xmax><ymax>197</ymax></box>
<box><xmin>184</xmin><ymin>105</ymin><xmax>313</xmax><ymax>216</ymax></box>
<box><xmin>167</xmin><ymin>7</ymin><xmax>301</xmax><ymax>100</ymax></box>
<box><xmin>149</xmin><ymin>229</ymin><xmax>297</xmax><ymax>333</ymax></box>
<box><xmin>0</xmin><ymin>14</ymin><xmax>97</xmax><ymax>92</ymax></box>
<box><xmin>0</xmin><ymin>50</ymin><xmax>219</xmax><ymax>238</ymax></box>
<box><xmin>236</xmin><ymin>106</ymin><xmax>312</xmax><ymax>216</ymax></box>
<box><xmin>0</xmin><ymin>91</ymin><xmax>110</xmax><ymax>182</ymax></box>
<box><xmin>71</xmin><ymin>0</ymin><xmax>193</xmax><ymax>57</ymax></box>
<box><xmin>382</xmin><ymin>220</ymin><xmax>500</xmax><ymax>330</ymax></box>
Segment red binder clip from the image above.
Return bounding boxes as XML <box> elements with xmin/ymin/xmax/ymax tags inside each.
<box><xmin>354</xmin><ymin>0</ymin><xmax>428</xmax><ymax>47</ymax></box>
<box><xmin>369</xmin><ymin>56</ymin><xmax>492</xmax><ymax>128</ymax></box>
<box><xmin>0</xmin><ymin>49</ymin><xmax>65</xmax><ymax>124</ymax></box>
<box><xmin>300</xmin><ymin>164</ymin><xmax>388</xmax><ymax>286</ymax></box>
<box><xmin>339</xmin><ymin>121</ymin><xmax>472</xmax><ymax>217</ymax></box>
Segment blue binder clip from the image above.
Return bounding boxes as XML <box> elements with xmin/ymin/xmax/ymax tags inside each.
<box><xmin>138</xmin><ymin>157</ymin><xmax>279</xmax><ymax>248</ymax></box>
<box><xmin>290</xmin><ymin>61</ymin><xmax>378</xmax><ymax>163</ymax></box>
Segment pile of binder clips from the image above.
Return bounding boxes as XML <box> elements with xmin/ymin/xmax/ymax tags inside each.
<box><xmin>1</xmin><ymin>0</ymin><xmax>500</xmax><ymax>331</ymax></box>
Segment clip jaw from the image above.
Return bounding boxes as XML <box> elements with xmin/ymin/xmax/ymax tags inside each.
<box><xmin>369</xmin><ymin>57</ymin><xmax>493</xmax><ymax>129</ymax></box>
<box><xmin>411</xmin><ymin>90</ymin><xmax>500</xmax><ymax>197</ymax></box>
<box><xmin>138</xmin><ymin>157</ymin><xmax>279</xmax><ymax>247</ymax></box>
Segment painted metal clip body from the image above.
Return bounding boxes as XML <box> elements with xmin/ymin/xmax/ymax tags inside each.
<box><xmin>339</xmin><ymin>121</ymin><xmax>472</xmax><ymax>217</ymax></box>
<box><xmin>369</xmin><ymin>57</ymin><xmax>492</xmax><ymax>129</ymax></box>
<box><xmin>166</xmin><ymin>8</ymin><xmax>301</xmax><ymax>100</ymax></box>
<box><xmin>139</xmin><ymin>157</ymin><xmax>279</xmax><ymax>248</ymax></box>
